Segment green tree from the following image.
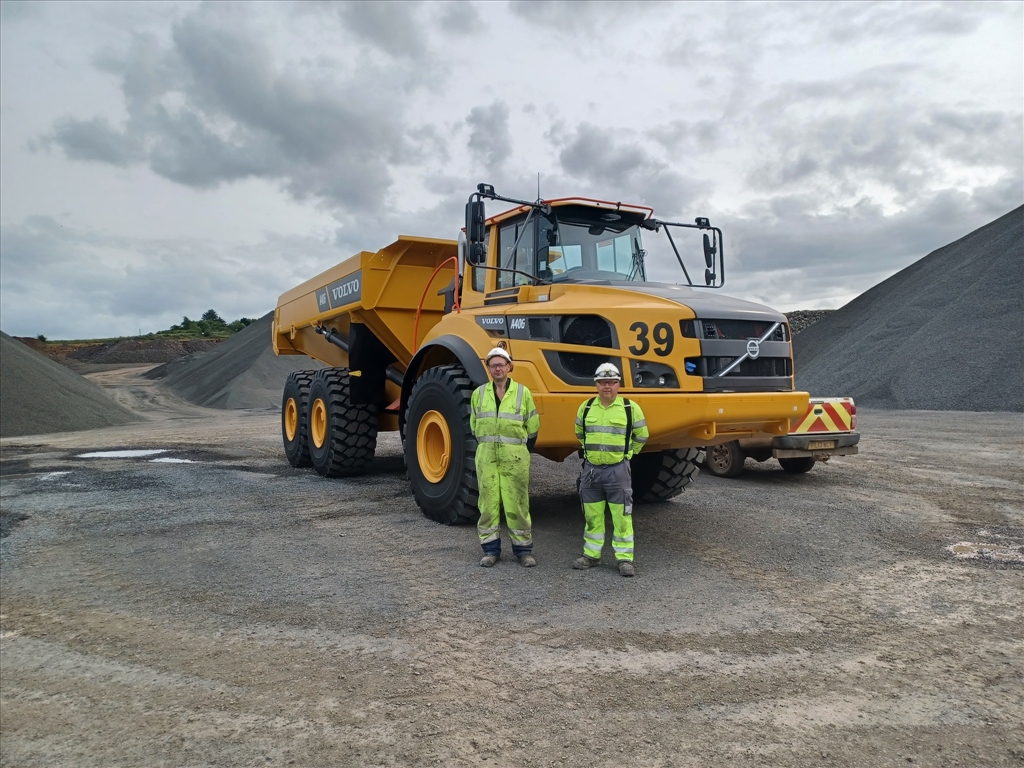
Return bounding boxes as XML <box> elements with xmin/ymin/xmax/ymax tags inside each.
<box><xmin>201</xmin><ymin>309</ymin><xmax>224</xmax><ymax>324</ymax></box>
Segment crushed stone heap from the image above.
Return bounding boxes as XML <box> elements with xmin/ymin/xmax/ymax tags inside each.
<box><xmin>147</xmin><ymin>312</ymin><xmax>321</xmax><ymax>410</ymax></box>
<box><xmin>0</xmin><ymin>331</ymin><xmax>140</xmax><ymax>437</ymax></box>
<box><xmin>795</xmin><ymin>205</ymin><xmax>1023</xmax><ymax>412</ymax></box>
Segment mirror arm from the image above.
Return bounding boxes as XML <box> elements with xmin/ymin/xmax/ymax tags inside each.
<box><xmin>663</xmin><ymin>226</ymin><xmax>693</xmax><ymax>286</ymax></box>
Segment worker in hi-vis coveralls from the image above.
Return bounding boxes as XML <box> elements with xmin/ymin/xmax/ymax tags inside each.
<box><xmin>470</xmin><ymin>347</ymin><xmax>541</xmax><ymax>568</ymax></box>
<box><xmin>572</xmin><ymin>362</ymin><xmax>649</xmax><ymax>577</ymax></box>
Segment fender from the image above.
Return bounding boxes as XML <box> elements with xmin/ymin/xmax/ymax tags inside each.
<box><xmin>399</xmin><ymin>334</ymin><xmax>489</xmax><ymax>436</ymax></box>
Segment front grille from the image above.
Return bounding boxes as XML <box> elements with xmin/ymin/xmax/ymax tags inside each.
<box><xmin>688</xmin><ymin>357</ymin><xmax>792</xmax><ymax>377</ymax></box>
<box><xmin>684</xmin><ymin>319</ymin><xmax>788</xmax><ymax>341</ymax></box>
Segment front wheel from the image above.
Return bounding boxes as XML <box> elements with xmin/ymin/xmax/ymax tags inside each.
<box><xmin>779</xmin><ymin>456</ymin><xmax>815</xmax><ymax>474</ymax></box>
<box><xmin>404</xmin><ymin>364</ymin><xmax>479</xmax><ymax>525</ymax></box>
<box><xmin>631</xmin><ymin>448</ymin><xmax>702</xmax><ymax>502</ymax></box>
<box><xmin>704</xmin><ymin>441</ymin><xmax>745</xmax><ymax>478</ymax></box>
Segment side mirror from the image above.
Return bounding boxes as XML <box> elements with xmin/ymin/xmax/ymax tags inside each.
<box><xmin>467</xmin><ymin>200</ymin><xmax>486</xmax><ymax>243</ymax></box>
<box><xmin>705</xmin><ymin>268</ymin><xmax>716</xmax><ymax>286</ymax></box>
<box><xmin>465</xmin><ymin>200</ymin><xmax>487</xmax><ymax>264</ymax></box>
<box><xmin>702</xmin><ymin>233</ymin><xmax>716</xmax><ymax>269</ymax></box>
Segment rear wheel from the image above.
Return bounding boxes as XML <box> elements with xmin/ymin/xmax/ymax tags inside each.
<box><xmin>404</xmin><ymin>364</ymin><xmax>478</xmax><ymax>525</ymax></box>
<box><xmin>307</xmin><ymin>369</ymin><xmax>377</xmax><ymax>477</ymax></box>
<box><xmin>631</xmin><ymin>448</ymin><xmax>702</xmax><ymax>502</ymax></box>
<box><xmin>281</xmin><ymin>370</ymin><xmax>315</xmax><ymax>468</ymax></box>
<box><xmin>704</xmin><ymin>441</ymin><xmax>745</xmax><ymax>478</ymax></box>
<box><xmin>779</xmin><ymin>456</ymin><xmax>815</xmax><ymax>474</ymax></box>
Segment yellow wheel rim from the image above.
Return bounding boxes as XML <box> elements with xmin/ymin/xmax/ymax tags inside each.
<box><xmin>284</xmin><ymin>397</ymin><xmax>299</xmax><ymax>441</ymax></box>
<box><xmin>417</xmin><ymin>409</ymin><xmax>451</xmax><ymax>483</ymax></box>
<box><xmin>311</xmin><ymin>398</ymin><xmax>327</xmax><ymax>449</ymax></box>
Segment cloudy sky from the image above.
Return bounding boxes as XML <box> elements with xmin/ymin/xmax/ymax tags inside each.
<box><xmin>1</xmin><ymin>0</ymin><xmax>1021</xmax><ymax>339</ymax></box>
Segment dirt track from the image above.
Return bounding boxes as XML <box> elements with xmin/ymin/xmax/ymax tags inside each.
<box><xmin>1</xmin><ymin>367</ymin><xmax>1022</xmax><ymax>767</ymax></box>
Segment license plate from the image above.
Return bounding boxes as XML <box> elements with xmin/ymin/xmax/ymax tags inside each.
<box><xmin>808</xmin><ymin>440</ymin><xmax>836</xmax><ymax>450</ymax></box>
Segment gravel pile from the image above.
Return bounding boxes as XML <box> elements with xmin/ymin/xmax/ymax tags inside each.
<box><xmin>147</xmin><ymin>312</ymin><xmax>321</xmax><ymax>410</ymax></box>
<box><xmin>0</xmin><ymin>331</ymin><xmax>140</xmax><ymax>437</ymax></box>
<box><xmin>785</xmin><ymin>310</ymin><xmax>834</xmax><ymax>336</ymax></box>
<box><xmin>795</xmin><ymin>205</ymin><xmax>1023</xmax><ymax>411</ymax></box>
<box><xmin>15</xmin><ymin>336</ymin><xmax>222</xmax><ymax>367</ymax></box>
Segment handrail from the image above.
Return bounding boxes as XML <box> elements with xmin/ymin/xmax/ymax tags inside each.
<box><xmin>412</xmin><ymin>255</ymin><xmax>460</xmax><ymax>352</ymax></box>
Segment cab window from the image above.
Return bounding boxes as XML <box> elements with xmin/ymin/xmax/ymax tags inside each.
<box><xmin>497</xmin><ymin>218</ymin><xmax>535</xmax><ymax>289</ymax></box>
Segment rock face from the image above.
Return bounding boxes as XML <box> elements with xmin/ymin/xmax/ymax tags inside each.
<box><xmin>794</xmin><ymin>205</ymin><xmax>1024</xmax><ymax>412</ymax></box>
<box><xmin>0</xmin><ymin>331</ymin><xmax>140</xmax><ymax>437</ymax></box>
<box><xmin>148</xmin><ymin>312</ymin><xmax>322</xmax><ymax>410</ymax></box>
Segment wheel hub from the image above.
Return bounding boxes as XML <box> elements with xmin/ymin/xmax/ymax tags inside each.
<box><xmin>311</xmin><ymin>398</ymin><xmax>327</xmax><ymax>449</ymax></box>
<box><xmin>284</xmin><ymin>397</ymin><xmax>299</xmax><ymax>441</ymax></box>
<box><xmin>417</xmin><ymin>410</ymin><xmax>451</xmax><ymax>483</ymax></box>
<box><xmin>709</xmin><ymin>443</ymin><xmax>731</xmax><ymax>471</ymax></box>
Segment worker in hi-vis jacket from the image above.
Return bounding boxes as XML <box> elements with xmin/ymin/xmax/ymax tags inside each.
<box><xmin>573</xmin><ymin>362</ymin><xmax>649</xmax><ymax>577</ymax></box>
<box><xmin>470</xmin><ymin>347</ymin><xmax>540</xmax><ymax>568</ymax></box>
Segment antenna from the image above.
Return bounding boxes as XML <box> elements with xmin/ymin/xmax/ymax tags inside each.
<box><xmin>537</xmin><ymin>172</ymin><xmax>541</xmax><ymax>200</ymax></box>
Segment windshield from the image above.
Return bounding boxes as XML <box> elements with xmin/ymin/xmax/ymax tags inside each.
<box><xmin>538</xmin><ymin>215</ymin><xmax>646</xmax><ymax>283</ymax></box>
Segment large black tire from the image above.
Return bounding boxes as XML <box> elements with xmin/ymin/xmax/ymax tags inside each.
<box><xmin>307</xmin><ymin>369</ymin><xmax>377</xmax><ymax>478</ymax></box>
<box><xmin>404</xmin><ymin>364</ymin><xmax>479</xmax><ymax>525</ymax></box>
<box><xmin>281</xmin><ymin>370</ymin><xmax>315</xmax><ymax>468</ymax></box>
<box><xmin>779</xmin><ymin>456</ymin><xmax>816</xmax><ymax>474</ymax></box>
<box><xmin>631</xmin><ymin>447</ymin><xmax>702</xmax><ymax>502</ymax></box>
<box><xmin>704</xmin><ymin>441</ymin><xmax>746</xmax><ymax>478</ymax></box>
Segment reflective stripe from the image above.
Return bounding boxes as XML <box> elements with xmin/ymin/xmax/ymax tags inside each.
<box><xmin>587</xmin><ymin>425</ymin><xmax>629</xmax><ymax>435</ymax></box>
<box><xmin>515</xmin><ymin>384</ymin><xmax>524</xmax><ymax>414</ymax></box>
<box><xmin>498</xmin><ymin>412</ymin><xmax>523</xmax><ymax>421</ymax></box>
<box><xmin>633</xmin><ymin>435</ymin><xmax>648</xmax><ymax>444</ymax></box>
<box><xmin>575</xmin><ymin>418</ymin><xmax>584</xmax><ymax>427</ymax></box>
<box><xmin>526</xmin><ymin>409</ymin><xmax>538</xmax><ymax>420</ymax></box>
<box><xmin>476</xmin><ymin>410</ymin><xmax>497</xmax><ymax>418</ymax></box>
<box><xmin>612</xmin><ymin>543</ymin><xmax>634</xmax><ymax>554</ymax></box>
<box><xmin>479</xmin><ymin>525</ymin><xmax>499</xmax><ymax>536</ymax></box>
<box><xmin>584</xmin><ymin>532</ymin><xmax>604</xmax><ymax>544</ymax></box>
<box><xmin>613</xmin><ymin>535</ymin><xmax>634</xmax><ymax>543</ymax></box>
<box><xmin>633</xmin><ymin>419</ymin><xmax>647</xmax><ymax>428</ymax></box>
<box><xmin>585</xmin><ymin>442</ymin><xmax>626</xmax><ymax>453</ymax></box>
<box><xmin>509</xmin><ymin>528</ymin><xmax>531</xmax><ymax>538</ymax></box>
<box><xmin>479</xmin><ymin>435</ymin><xmax>528</xmax><ymax>445</ymax></box>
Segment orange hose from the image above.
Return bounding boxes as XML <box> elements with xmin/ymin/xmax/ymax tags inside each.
<box><xmin>412</xmin><ymin>255</ymin><xmax>460</xmax><ymax>352</ymax></box>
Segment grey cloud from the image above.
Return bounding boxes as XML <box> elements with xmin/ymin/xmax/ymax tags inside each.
<box><xmin>38</xmin><ymin>4</ymin><xmax>451</xmax><ymax>212</ymax></box>
<box><xmin>0</xmin><ymin>0</ymin><xmax>43</xmax><ymax>23</ymax></box>
<box><xmin>434</xmin><ymin>1</ymin><xmax>484</xmax><ymax>35</ymax></box>
<box><xmin>337</xmin><ymin>1</ymin><xmax>428</xmax><ymax>61</ymax></box>
<box><xmin>509</xmin><ymin>0</ymin><xmax>659</xmax><ymax>33</ymax></box>
<box><xmin>553</xmin><ymin>122</ymin><xmax>705</xmax><ymax>212</ymax></box>
<box><xmin>647</xmin><ymin>120</ymin><xmax>721</xmax><ymax>154</ymax></box>
<box><xmin>0</xmin><ymin>217</ymin><xmax>344</xmax><ymax>338</ymax></box>
<box><xmin>813</xmin><ymin>2</ymin><xmax>994</xmax><ymax>44</ymax></box>
<box><xmin>40</xmin><ymin>116</ymin><xmax>144</xmax><ymax>166</ymax></box>
<box><xmin>466</xmin><ymin>101</ymin><xmax>512</xmax><ymax>172</ymax></box>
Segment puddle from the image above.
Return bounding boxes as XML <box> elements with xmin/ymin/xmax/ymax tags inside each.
<box><xmin>946</xmin><ymin>542</ymin><xmax>1024</xmax><ymax>564</ymax></box>
<box><xmin>76</xmin><ymin>450</ymin><xmax>168</xmax><ymax>459</ymax></box>
<box><xmin>149</xmin><ymin>458</ymin><xmax>195</xmax><ymax>464</ymax></box>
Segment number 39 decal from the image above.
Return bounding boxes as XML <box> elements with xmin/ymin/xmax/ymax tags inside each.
<box><xmin>628</xmin><ymin>321</ymin><xmax>674</xmax><ymax>357</ymax></box>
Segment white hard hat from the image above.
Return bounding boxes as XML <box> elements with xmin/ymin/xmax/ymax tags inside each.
<box><xmin>594</xmin><ymin>362</ymin><xmax>621</xmax><ymax>381</ymax></box>
<box><xmin>485</xmin><ymin>347</ymin><xmax>513</xmax><ymax>365</ymax></box>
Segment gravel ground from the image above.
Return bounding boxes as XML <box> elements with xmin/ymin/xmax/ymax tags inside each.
<box><xmin>1</xmin><ymin>367</ymin><xmax>1022</xmax><ymax>768</ymax></box>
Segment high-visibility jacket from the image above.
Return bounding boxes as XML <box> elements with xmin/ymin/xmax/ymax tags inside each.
<box><xmin>470</xmin><ymin>379</ymin><xmax>540</xmax><ymax>457</ymax></box>
<box><xmin>575</xmin><ymin>396</ymin><xmax>648</xmax><ymax>465</ymax></box>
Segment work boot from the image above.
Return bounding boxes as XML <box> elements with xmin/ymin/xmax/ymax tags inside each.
<box><xmin>572</xmin><ymin>556</ymin><xmax>599</xmax><ymax>570</ymax></box>
<box><xmin>518</xmin><ymin>554</ymin><xmax>537</xmax><ymax>568</ymax></box>
<box><xmin>480</xmin><ymin>554</ymin><xmax>499</xmax><ymax>568</ymax></box>
<box><xmin>618</xmin><ymin>561</ymin><xmax>636</xmax><ymax>577</ymax></box>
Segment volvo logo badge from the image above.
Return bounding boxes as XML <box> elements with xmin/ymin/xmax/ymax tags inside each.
<box><xmin>746</xmin><ymin>338</ymin><xmax>761</xmax><ymax>359</ymax></box>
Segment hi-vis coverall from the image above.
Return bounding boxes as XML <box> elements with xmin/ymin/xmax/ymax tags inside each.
<box><xmin>575</xmin><ymin>397</ymin><xmax>649</xmax><ymax>563</ymax></box>
<box><xmin>471</xmin><ymin>379</ymin><xmax>540</xmax><ymax>557</ymax></box>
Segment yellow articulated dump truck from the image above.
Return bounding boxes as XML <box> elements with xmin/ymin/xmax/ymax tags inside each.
<box><xmin>273</xmin><ymin>184</ymin><xmax>809</xmax><ymax>524</ymax></box>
